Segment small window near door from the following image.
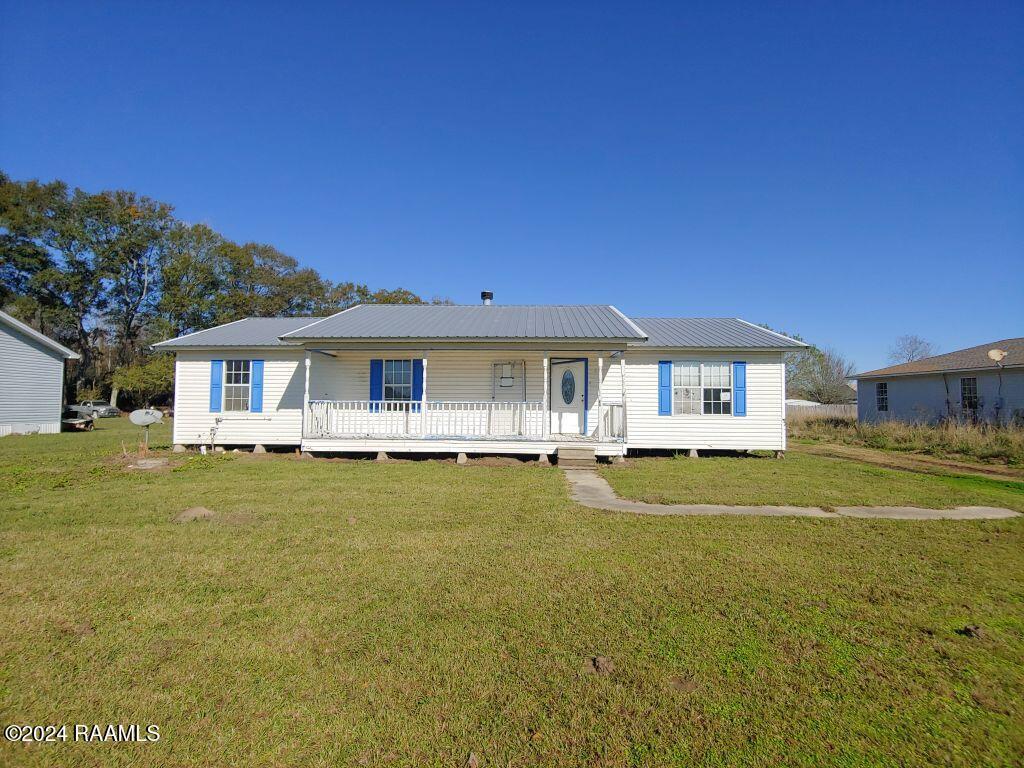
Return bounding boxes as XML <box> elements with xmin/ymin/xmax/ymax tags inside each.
<box><xmin>961</xmin><ymin>377</ymin><xmax>978</xmax><ymax>411</ymax></box>
<box><xmin>876</xmin><ymin>382</ymin><xmax>888</xmax><ymax>412</ymax></box>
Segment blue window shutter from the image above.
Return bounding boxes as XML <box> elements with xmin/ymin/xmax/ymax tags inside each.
<box><xmin>733</xmin><ymin>361</ymin><xmax>747</xmax><ymax>416</ymax></box>
<box><xmin>369</xmin><ymin>359</ymin><xmax>383</xmax><ymax>412</ymax></box>
<box><xmin>412</xmin><ymin>359</ymin><xmax>423</xmax><ymax>412</ymax></box>
<box><xmin>250</xmin><ymin>360</ymin><xmax>264</xmax><ymax>413</ymax></box>
<box><xmin>210</xmin><ymin>360</ymin><xmax>223</xmax><ymax>412</ymax></box>
<box><xmin>658</xmin><ymin>361</ymin><xmax>672</xmax><ymax>415</ymax></box>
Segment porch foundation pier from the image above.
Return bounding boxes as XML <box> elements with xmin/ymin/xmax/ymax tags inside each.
<box><xmin>376</xmin><ymin>451</ymin><xmax>388</xmax><ymax>462</ymax></box>
<box><xmin>688</xmin><ymin>449</ymin><xmax>699</xmax><ymax>458</ymax></box>
<box><xmin>172</xmin><ymin>444</ymin><xmax>187</xmax><ymax>453</ymax></box>
<box><xmin>537</xmin><ymin>453</ymin><xmax>551</xmax><ymax>465</ymax></box>
<box><xmin>456</xmin><ymin>452</ymin><xmax>468</xmax><ymax>465</ymax></box>
<box><xmin>775</xmin><ymin>451</ymin><xmax>785</xmax><ymax>459</ymax></box>
<box><xmin>252</xmin><ymin>444</ymin><xmax>266</xmax><ymax>454</ymax></box>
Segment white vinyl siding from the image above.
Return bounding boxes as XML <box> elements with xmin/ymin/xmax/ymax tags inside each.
<box><xmin>172</xmin><ymin>350</ymin><xmax>303</xmax><ymax>445</ymax></box>
<box><xmin>0</xmin><ymin>321</ymin><xmax>67</xmax><ymax>436</ymax></box>
<box><xmin>624</xmin><ymin>351</ymin><xmax>785</xmax><ymax>450</ymax></box>
<box><xmin>170</xmin><ymin>346</ymin><xmax>788</xmax><ymax>448</ymax></box>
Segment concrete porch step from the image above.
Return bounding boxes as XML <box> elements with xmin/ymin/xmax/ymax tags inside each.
<box><xmin>557</xmin><ymin>445</ymin><xmax>596</xmax><ymax>468</ymax></box>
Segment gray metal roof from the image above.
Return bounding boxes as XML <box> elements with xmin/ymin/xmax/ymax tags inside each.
<box><xmin>152</xmin><ymin>317</ymin><xmax>327</xmax><ymax>349</ymax></box>
<box><xmin>629</xmin><ymin>318</ymin><xmax>806</xmax><ymax>348</ymax></box>
<box><xmin>154</xmin><ymin>310</ymin><xmax>808</xmax><ymax>350</ymax></box>
<box><xmin>281</xmin><ymin>304</ymin><xmax>647</xmax><ymax>341</ymax></box>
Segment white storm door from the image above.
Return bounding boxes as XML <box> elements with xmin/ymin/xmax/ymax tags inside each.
<box><xmin>550</xmin><ymin>361</ymin><xmax>585</xmax><ymax>434</ymax></box>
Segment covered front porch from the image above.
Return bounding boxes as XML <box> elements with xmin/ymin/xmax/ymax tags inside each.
<box><xmin>298</xmin><ymin>347</ymin><xmax>628</xmax><ymax>457</ymax></box>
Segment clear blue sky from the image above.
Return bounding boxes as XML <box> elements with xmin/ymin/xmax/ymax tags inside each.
<box><xmin>1</xmin><ymin>1</ymin><xmax>1021</xmax><ymax>370</ymax></box>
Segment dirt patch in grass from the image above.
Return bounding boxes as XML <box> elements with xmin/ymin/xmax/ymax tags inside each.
<box><xmin>585</xmin><ymin>655</ymin><xmax>615</xmax><ymax>676</ymax></box>
<box><xmin>126</xmin><ymin>456</ymin><xmax>170</xmax><ymax>471</ymax></box>
<box><xmin>668</xmin><ymin>675</ymin><xmax>698</xmax><ymax>693</ymax></box>
<box><xmin>172</xmin><ymin>506</ymin><xmax>254</xmax><ymax>526</ymax></box>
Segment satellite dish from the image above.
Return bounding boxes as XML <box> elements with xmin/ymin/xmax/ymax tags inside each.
<box><xmin>988</xmin><ymin>348</ymin><xmax>1007</xmax><ymax>363</ymax></box>
<box><xmin>129</xmin><ymin>408</ymin><xmax>164</xmax><ymax>426</ymax></box>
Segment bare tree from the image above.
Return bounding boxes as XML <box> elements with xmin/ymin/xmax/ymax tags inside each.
<box><xmin>801</xmin><ymin>347</ymin><xmax>856</xmax><ymax>404</ymax></box>
<box><xmin>889</xmin><ymin>335</ymin><xmax>934</xmax><ymax>364</ymax></box>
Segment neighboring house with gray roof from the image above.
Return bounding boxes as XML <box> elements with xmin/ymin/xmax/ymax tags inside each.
<box><xmin>154</xmin><ymin>297</ymin><xmax>805</xmax><ymax>459</ymax></box>
<box><xmin>0</xmin><ymin>310</ymin><xmax>80</xmax><ymax>436</ymax></box>
<box><xmin>855</xmin><ymin>338</ymin><xmax>1024</xmax><ymax>425</ymax></box>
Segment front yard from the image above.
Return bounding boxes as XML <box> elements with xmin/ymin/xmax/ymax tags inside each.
<box><xmin>600</xmin><ymin>451</ymin><xmax>1024</xmax><ymax>511</ymax></box>
<box><xmin>1</xmin><ymin>420</ymin><xmax>1022</xmax><ymax>766</ymax></box>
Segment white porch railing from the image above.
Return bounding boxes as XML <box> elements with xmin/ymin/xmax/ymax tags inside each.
<box><xmin>305</xmin><ymin>400</ymin><xmax>547</xmax><ymax>440</ymax></box>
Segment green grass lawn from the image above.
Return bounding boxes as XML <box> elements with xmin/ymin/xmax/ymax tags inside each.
<box><xmin>1</xmin><ymin>420</ymin><xmax>1023</xmax><ymax>766</ymax></box>
<box><xmin>601</xmin><ymin>452</ymin><xmax>1024</xmax><ymax>512</ymax></box>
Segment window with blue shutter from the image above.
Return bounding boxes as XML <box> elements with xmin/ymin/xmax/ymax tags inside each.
<box><xmin>250</xmin><ymin>360</ymin><xmax>264</xmax><ymax>413</ymax></box>
<box><xmin>369</xmin><ymin>359</ymin><xmax>383</xmax><ymax>412</ymax></box>
<box><xmin>658</xmin><ymin>360</ymin><xmax>672</xmax><ymax>415</ymax></box>
<box><xmin>210</xmin><ymin>360</ymin><xmax>223</xmax><ymax>412</ymax></box>
<box><xmin>732</xmin><ymin>362</ymin><xmax>746</xmax><ymax>416</ymax></box>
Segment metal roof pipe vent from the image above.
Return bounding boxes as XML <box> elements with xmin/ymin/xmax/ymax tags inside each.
<box><xmin>481</xmin><ymin>290</ymin><xmax>493</xmax><ymax>305</ymax></box>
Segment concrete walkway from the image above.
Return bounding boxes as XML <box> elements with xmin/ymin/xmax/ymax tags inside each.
<box><xmin>564</xmin><ymin>470</ymin><xmax>1020</xmax><ymax>520</ymax></box>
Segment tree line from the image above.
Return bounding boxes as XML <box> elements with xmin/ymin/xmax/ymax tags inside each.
<box><xmin>0</xmin><ymin>171</ymin><xmax>445</xmax><ymax>406</ymax></box>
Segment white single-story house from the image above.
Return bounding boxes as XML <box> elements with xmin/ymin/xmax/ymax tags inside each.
<box><xmin>0</xmin><ymin>310</ymin><xmax>80</xmax><ymax>436</ymax></box>
<box><xmin>153</xmin><ymin>301</ymin><xmax>805</xmax><ymax>459</ymax></box>
<box><xmin>855</xmin><ymin>338</ymin><xmax>1023</xmax><ymax>425</ymax></box>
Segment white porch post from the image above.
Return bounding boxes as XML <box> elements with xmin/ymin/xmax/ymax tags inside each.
<box><xmin>420</xmin><ymin>351</ymin><xmax>429</xmax><ymax>437</ymax></box>
<box><xmin>303</xmin><ymin>350</ymin><xmax>311</xmax><ymax>438</ymax></box>
<box><xmin>619</xmin><ymin>352</ymin><xmax>627</xmax><ymax>443</ymax></box>
<box><xmin>596</xmin><ymin>354</ymin><xmax>604</xmax><ymax>441</ymax></box>
<box><xmin>542</xmin><ymin>352</ymin><xmax>550</xmax><ymax>440</ymax></box>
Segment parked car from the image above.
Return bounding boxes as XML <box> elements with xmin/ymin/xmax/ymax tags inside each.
<box><xmin>77</xmin><ymin>400</ymin><xmax>120</xmax><ymax>418</ymax></box>
<box><xmin>61</xmin><ymin>406</ymin><xmax>95</xmax><ymax>431</ymax></box>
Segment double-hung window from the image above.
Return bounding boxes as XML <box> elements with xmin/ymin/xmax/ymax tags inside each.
<box><xmin>672</xmin><ymin>362</ymin><xmax>701</xmax><ymax>414</ymax></box>
<box><xmin>701</xmin><ymin>362</ymin><xmax>732</xmax><ymax>415</ymax></box>
<box><xmin>383</xmin><ymin>359</ymin><xmax>412</xmax><ymax>401</ymax></box>
<box><xmin>672</xmin><ymin>362</ymin><xmax>732</xmax><ymax>415</ymax></box>
<box><xmin>224</xmin><ymin>360</ymin><xmax>251</xmax><ymax>411</ymax></box>
<box><xmin>876</xmin><ymin>382</ymin><xmax>888</xmax><ymax>412</ymax></box>
<box><xmin>960</xmin><ymin>377</ymin><xmax>978</xmax><ymax>411</ymax></box>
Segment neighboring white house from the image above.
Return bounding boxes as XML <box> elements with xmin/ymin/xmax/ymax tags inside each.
<box><xmin>855</xmin><ymin>338</ymin><xmax>1023</xmax><ymax>425</ymax></box>
<box><xmin>153</xmin><ymin>301</ymin><xmax>806</xmax><ymax>458</ymax></box>
<box><xmin>0</xmin><ymin>310</ymin><xmax>80</xmax><ymax>436</ymax></box>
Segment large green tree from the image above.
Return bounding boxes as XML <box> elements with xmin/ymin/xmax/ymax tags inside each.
<box><xmin>81</xmin><ymin>190</ymin><xmax>174</xmax><ymax>366</ymax></box>
<box><xmin>2</xmin><ymin>171</ymin><xmax>441</xmax><ymax>402</ymax></box>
